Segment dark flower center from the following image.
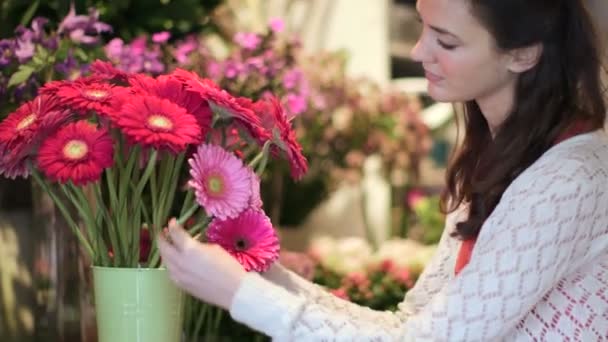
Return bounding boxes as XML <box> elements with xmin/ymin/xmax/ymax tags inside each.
<box><xmin>235</xmin><ymin>238</ymin><xmax>248</xmax><ymax>251</ymax></box>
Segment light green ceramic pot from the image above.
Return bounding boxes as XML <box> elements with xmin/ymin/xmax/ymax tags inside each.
<box><xmin>92</xmin><ymin>266</ymin><xmax>183</xmax><ymax>342</ymax></box>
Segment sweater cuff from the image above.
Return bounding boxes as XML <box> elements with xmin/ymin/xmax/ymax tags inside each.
<box><xmin>229</xmin><ymin>271</ymin><xmax>306</xmax><ymax>339</ymax></box>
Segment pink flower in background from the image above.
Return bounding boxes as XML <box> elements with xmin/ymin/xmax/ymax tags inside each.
<box><xmin>390</xmin><ymin>266</ymin><xmax>414</xmax><ymax>288</ymax></box>
<box><xmin>279</xmin><ymin>251</ymin><xmax>317</xmax><ymax>280</ymax></box>
<box><xmin>173</xmin><ymin>35</ymin><xmax>198</xmax><ymax>64</ymax></box>
<box><xmin>206</xmin><ymin>208</ymin><xmax>279</xmax><ymax>272</ymax></box>
<box><xmin>330</xmin><ymin>287</ymin><xmax>349</xmax><ymax>301</ymax></box>
<box><xmin>285</xmin><ymin>93</ymin><xmax>307</xmax><ymax>117</ymax></box>
<box><xmin>152</xmin><ymin>31</ymin><xmax>170</xmax><ymax>44</ymax></box>
<box><xmin>406</xmin><ymin>188</ymin><xmax>426</xmax><ymax>209</ymax></box>
<box><xmin>234</xmin><ymin>32</ymin><xmax>261</xmax><ymax>50</ymax></box>
<box><xmin>188</xmin><ymin>144</ymin><xmax>254</xmax><ymax>220</ymax></box>
<box><xmin>268</xmin><ymin>17</ymin><xmax>285</xmax><ymax>34</ymax></box>
<box><xmin>282</xmin><ymin>69</ymin><xmax>302</xmax><ymax>90</ymax></box>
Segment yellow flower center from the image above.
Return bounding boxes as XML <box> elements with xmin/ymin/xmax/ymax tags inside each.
<box><xmin>63</xmin><ymin>140</ymin><xmax>88</xmax><ymax>160</ymax></box>
<box><xmin>84</xmin><ymin>89</ymin><xmax>109</xmax><ymax>100</ymax></box>
<box><xmin>16</xmin><ymin>114</ymin><xmax>36</xmax><ymax>130</ymax></box>
<box><xmin>206</xmin><ymin>174</ymin><xmax>224</xmax><ymax>195</ymax></box>
<box><xmin>148</xmin><ymin>114</ymin><xmax>173</xmax><ymax>130</ymax></box>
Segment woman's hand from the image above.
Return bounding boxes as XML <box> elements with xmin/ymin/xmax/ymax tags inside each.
<box><xmin>157</xmin><ymin>218</ymin><xmax>247</xmax><ymax>310</ymax></box>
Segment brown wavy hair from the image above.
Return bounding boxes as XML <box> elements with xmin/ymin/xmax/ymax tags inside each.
<box><xmin>442</xmin><ymin>0</ymin><xmax>607</xmax><ymax>240</ymax></box>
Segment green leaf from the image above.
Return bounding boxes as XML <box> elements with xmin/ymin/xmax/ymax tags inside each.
<box><xmin>7</xmin><ymin>65</ymin><xmax>35</xmax><ymax>88</ymax></box>
<box><xmin>35</xmin><ymin>45</ymin><xmax>49</xmax><ymax>60</ymax></box>
<box><xmin>19</xmin><ymin>0</ymin><xmax>40</xmax><ymax>27</ymax></box>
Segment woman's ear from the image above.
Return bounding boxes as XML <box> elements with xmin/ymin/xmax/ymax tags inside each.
<box><xmin>507</xmin><ymin>43</ymin><xmax>543</xmax><ymax>73</ymax></box>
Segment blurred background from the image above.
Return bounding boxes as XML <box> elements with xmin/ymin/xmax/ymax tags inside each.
<box><xmin>0</xmin><ymin>0</ymin><xmax>606</xmax><ymax>340</ymax></box>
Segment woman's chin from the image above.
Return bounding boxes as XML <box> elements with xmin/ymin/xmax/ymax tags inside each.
<box><xmin>427</xmin><ymin>83</ymin><xmax>466</xmax><ymax>103</ymax></box>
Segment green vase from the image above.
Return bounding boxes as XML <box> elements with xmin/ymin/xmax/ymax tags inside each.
<box><xmin>92</xmin><ymin>267</ymin><xmax>184</xmax><ymax>342</ymax></box>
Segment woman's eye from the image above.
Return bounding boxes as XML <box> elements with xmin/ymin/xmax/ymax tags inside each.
<box><xmin>437</xmin><ymin>39</ymin><xmax>457</xmax><ymax>50</ymax></box>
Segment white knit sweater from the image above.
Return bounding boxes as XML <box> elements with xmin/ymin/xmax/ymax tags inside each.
<box><xmin>230</xmin><ymin>130</ymin><xmax>608</xmax><ymax>341</ymax></box>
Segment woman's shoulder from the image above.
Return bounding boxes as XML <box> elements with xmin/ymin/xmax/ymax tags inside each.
<box><xmin>510</xmin><ymin>129</ymin><xmax>608</xmax><ymax>193</ymax></box>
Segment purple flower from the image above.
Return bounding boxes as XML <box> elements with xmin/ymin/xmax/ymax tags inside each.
<box><xmin>269</xmin><ymin>18</ymin><xmax>285</xmax><ymax>34</ymax></box>
<box><xmin>14</xmin><ymin>30</ymin><xmax>35</xmax><ymax>63</ymax></box>
<box><xmin>234</xmin><ymin>32</ymin><xmax>261</xmax><ymax>50</ymax></box>
<box><xmin>152</xmin><ymin>31</ymin><xmax>171</xmax><ymax>44</ymax></box>
<box><xmin>58</xmin><ymin>4</ymin><xmax>112</xmax><ymax>45</ymax></box>
<box><xmin>245</xmin><ymin>56</ymin><xmax>265</xmax><ymax>72</ymax></box>
<box><xmin>0</xmin><ymin>39</ymin><xmax>15</xmax><ymax>67</ymax></box>
<box><xmin>30</xmin><ymin>17</ymin><xmax>48</xmax><ymax>41</ymax></box>
<box><xmin>142</xmin><ymin>49</ymin><xmax>164</xmax><ymax>74</ymax></box>
<box><xmin>55</xmin><ymin>51</ymin><xmax>79</xmax><ymax>78</ymax></box>
<box><xmin>103</xmin><ymin>36</ymin><xmax>165</xmax><ymax>75</ymax></box>
<box><xmin>224</xmin><ymin>61</ymin><xmax>243</xmax><ymax>79</ymax></box>
<box><xmin>174</xmin><ymin>36</ymin><xmax>198</xmax><ymax>64</ymax></box>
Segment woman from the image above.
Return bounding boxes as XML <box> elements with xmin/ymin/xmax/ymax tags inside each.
<box><xmin>158</xmin><ymin>0</ymin><xmax>608</xmax><ymax>340</ymax></box>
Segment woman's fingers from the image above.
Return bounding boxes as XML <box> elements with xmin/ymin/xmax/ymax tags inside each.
<box><xmin>157</xmin><ymin>233</ymin><xmax>181</xmax><ymax>264</ymax></box>
<box><xmin>167</xmin><ymin>218</ymin><xmax>192</xmax><ymax>252</ymax></box>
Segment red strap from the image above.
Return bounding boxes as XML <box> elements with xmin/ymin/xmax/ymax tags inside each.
<box><xmin>453</xmin><ymin>120</ymin><xmax>594</xmax><ymax>276</ymax></box>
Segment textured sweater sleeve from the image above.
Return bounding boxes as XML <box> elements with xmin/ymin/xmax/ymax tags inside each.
<box><xmin>230</xmin><ymin>141</ymin><xmax>608</xmax><ymax>341</ymax></box>
<box><xmin>257</xmin><ymin>204</ymin><xmax>462</xmax><ymax>319</ymax></box>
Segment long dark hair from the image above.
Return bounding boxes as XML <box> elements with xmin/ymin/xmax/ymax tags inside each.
<box><xmin>442</xmin><ymin>0</ymin><xmax>607</xmax><ymax>240</ymax></box>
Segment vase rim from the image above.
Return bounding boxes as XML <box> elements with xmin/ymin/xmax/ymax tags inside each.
<box><xmin>92</xmin><ymin>266</ymin><xmax>167</xmax><ymax>271</ymax></box>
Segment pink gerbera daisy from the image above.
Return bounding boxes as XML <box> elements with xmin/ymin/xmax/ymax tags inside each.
<box><xmin>51</xmin><ymin>76</ymin><xmax>120</xmax><ymax>116</ymax></box>
<box><xmin>37</xmin><ymin>121</ymin><xmax>114</xmax><ymax>185</ymax></box>
<box><xmin>188</xmin><ymin>144</ymin><xmax>255</xmax><ymax>220</ymax></box>
<box><xmin>113</xmin><ymin>95</ymin><xmax>201</xmax><ymax>153</ymax></box>
<box><xmin>206</xmin><ymin>208</ymin><xmax>280</xmax><ymax>272</ymax></box>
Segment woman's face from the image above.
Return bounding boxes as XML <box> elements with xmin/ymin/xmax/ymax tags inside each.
<box><xmin>411</xmin><ymin>0</ymin><xmax>517</xmax><ymax>107</ymax></box>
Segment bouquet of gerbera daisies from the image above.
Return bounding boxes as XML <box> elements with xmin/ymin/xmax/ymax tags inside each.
<box><xmin>0</xmin><ymin>60</ymin><xmax>307</xmax><ymax>271</ymax></box>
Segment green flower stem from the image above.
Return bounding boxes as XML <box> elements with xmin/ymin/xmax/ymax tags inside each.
<box><xmin>179</xmin><ymin>190</ymin><xmax>195</xmax><ymax>218</ymax></box>
<box><xmin>31</xmin><ymin>170</ymin><xmax>94</xmax><ymax>260</ymax></box>
<box><xmin>117</xmin><ymin>145</ymin><xmax>140</xmax><ymax>263</ymax></box>
<box><xmin>191</xmin><ymin>302</ymin><xmax>208</xmax><ymax>342</ymax></box>
<box><xmin>64</xmin><ymin>183</ymin><xmax>100</xmax><ymax>262</ymax></box>
<box><xmin>92</xmin><ymin>181</ymin><xmax>112</xmax><ymax>266</ymax></box>
<box><xmin>249</xmin><ymin>140</ymin><xmax>272</xmax><ymax>172</ymax></box>
<box><xmin>105</xmin><ymin>171</ymin><xmax>125</xmax><ymax>266</ymax></box>
<box><xmin>177</xmin><ymin>203</ymin><xmax>199</xmax><ymax>226</ymax></box>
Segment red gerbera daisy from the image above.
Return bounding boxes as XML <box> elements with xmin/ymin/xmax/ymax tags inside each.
<box><xmin>113</xmin><ymin>95</ymin><xmax>201</xmax><ymax>153</ymax></box>
<box><xmin>0</xmin><ymin>95</ymin><xmax>72</xmax><ymax>178</ymax></box>
<box><xmin>37</xmin><ymin>121</ymin><xmax>114</xmax><ymax>185</ymax></box>
<box><xmin>127</xmin><ymin>73</ymin><xmax>212</xmax><ymax>137</ymax></box>
<box><xmin>0</xmin><ymin>152</ymin><xmax>30</xmax><ymax>179</ymax></box>
<box><xmin>171</xmin><ymin>69</ymin><xmax>261</xmax><ymax>129</ymax></box>
<box><xmin>89</xmin><ymin>59</ymin><xmax>130</xmax><ymax>83</ymax></box>
<box><xmin>51</xmin><ymin>76</ymin><xmax>122</xmax><ymax>116</ymax></box>
<box><xmin>252</xmin><ymin>96</ymin><xmax>308</xmax><ymax>180</ymax></box>
<box><xmin>206</xmin><ymin>208</ymin><xmax>280</xmax><ymax>272</ymax></box>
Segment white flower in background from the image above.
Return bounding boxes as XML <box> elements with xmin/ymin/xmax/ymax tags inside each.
<box><xmin>308</xmin><ymin>235</ymin><xmax>337</xmax><ymax>261</ymax></box>
<box><xmin>372</xmin><ymin>238</ymin><xmax>437</xmax><ymax>273</ymax></box>
<box><xmin>308</xmin><ymin>235</ymin><xmax>372</xmax><ymax>274</ymax></box>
